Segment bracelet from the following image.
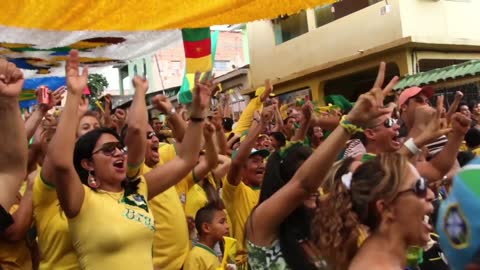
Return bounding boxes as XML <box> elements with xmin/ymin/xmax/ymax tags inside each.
<box><xmin>404</xmin><ymin>138</ymin><xmax>421</xmax><ymax>155</ymax></box>
<box><xmin>190</xmin><ymin>116</ymin><xmax>205</xmax><ymax>123</ymax></box>
<box><xmin>339</xmin><ymin>115</ymin><xmax>364</xmax><ymax>135</ymax></box>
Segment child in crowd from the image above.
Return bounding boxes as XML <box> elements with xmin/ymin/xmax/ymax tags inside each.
<box><xmin>184</xmin><ymin>202</ymin><xmax>230</xmax><ymax>270</ymax></box>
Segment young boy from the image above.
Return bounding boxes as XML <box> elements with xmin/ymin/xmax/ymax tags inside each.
<box><xmin>184</xmin><ymin>203</ymin><xmax>230</xmax><ymax>270</ymax></box>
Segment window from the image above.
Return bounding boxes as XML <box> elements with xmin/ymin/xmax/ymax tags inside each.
<box><xmin>214</xmin><ymin>60</ymin><xmax>230</xmax><ymax>71</ymax></box>
<box><xmin>273</xmin><ymin>10</ymin><xmax>309</xmax><ymax>45</ymax></box>
<box><xmin>315</xmin><ymin>0</ymin><xmax>383</xmax><ymax>28</ymax></box>
<box><xmin>314</xmin><ymin>4</ymin><xmax>335</xmax><ymax>28</ymax></box>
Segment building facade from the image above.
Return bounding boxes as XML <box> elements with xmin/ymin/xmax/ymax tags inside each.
<box><xmin>109</xmin><ymin>30</ymin><xmax>245</xmax><ymax>96</ymax></box>
<box><xmin>246</xmin><ymin>0</ymin><xmax>480</xmax><ymax>104</ymax></box>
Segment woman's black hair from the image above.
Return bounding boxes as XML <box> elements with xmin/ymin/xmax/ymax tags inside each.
<box><xmin>257</xmin><ymin>144</ymin><xmax>316</xmax><ymax>270</ymax></box>
<box><xmin>73</xmin><ymin>127</ymin><xmax>139</xmax><ymax>195</ymax></box>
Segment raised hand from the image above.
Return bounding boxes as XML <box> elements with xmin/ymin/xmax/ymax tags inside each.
<box><xmin>0</xmin><ymin>59</ymin><xmax>24</xmax><ymax>98</ymax></box>
<box><xmin>132</xmin><ymin>76</ymin><xmax>149</xmax><ymax>94</ymax></box>
<box><xmin>260</xmin><ymin>105</ymin><xmax>274</xmax><ymax>126</ymax></box>
<box><xmin>104</xmin><ymin>94</ymin><xmax>112</xmax><ymax>110</ymax></box>
<box><xmin>451</xmin><ymin>112</ymin><xmax>471</xmax><ymax>136</ymax></box>
<box><xmin>78</xmin><ymin>96</ymin><xmax>89</xmax><ymax>116</ymax></box>
<box><xmin>191</xmin><ymin>71</ymin><xmax>215</xmax><ymax>118</ymax></box>
<box><xmin>151</xmin><ymin>95</ymin><xmax>173</xmax><ymax>114</ymax></box>
<box><xmin>347</xmin><ymin>62</ymin><xmax>399</xmax><ymax>128</ymax></box>
<box><xmin>65</xmin><ymin>50</ymin><xmax>88</xmax><ymax>96</ymax></box>
<box><xmin>203</xmin><ymin>122</ymin><xmax>215</xmax><ymax>140</ymax></box>
<box><xmin>415</xmin><ymin>96</ymin><xmax>451</xmax><ymax>145</ymax></box>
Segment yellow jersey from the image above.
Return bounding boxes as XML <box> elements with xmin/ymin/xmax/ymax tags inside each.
<box><xmin>33</xmin><ymin>171</ymin><xmax>79</xmax><ymax>270</ymax></box>
<box><xmin>183</xmin><ymin>243</ymin><xmax>220</xmax><ymax>270</ymax></box>
<box><xmin>0</xmin><ymin>184</ymin><xmax>32</xmax><ymax>270</ymax></box>
<box><xmin>221</xmin><ymin>178</ymin><xmax>260</xmax><ymax>265</ymax></box>
<box><xmin>68</xmin><ymin>176</ymin><xmax>155</xmax><ymax>270</ymax></box>
<box><xmin>185</xmin><ymin>173</ymin><xmax>218</xmax><ymax>218</ymax></box>
<box><xmin>158</xmin><ymin>143</ymin><xmax>195</xmax><ymax>205</ymax></box>
<box><xmin>128</xmin><ymin>156</ymin><xmax>190</xmax><ymax>270</ymax></box>
<box><xmin>232</xmin><ymin>97</ymin><xmax>263</xmax><ymax>135</ymax></box>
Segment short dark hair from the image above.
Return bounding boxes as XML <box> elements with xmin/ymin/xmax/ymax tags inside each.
<box><xmin>195</xmin><ymin>202</ymin><xmax>224</xmax><ymax>236</ymax></box>
<box><xmin>283</xmin><ymin>116</ymin><xmax>295</xmax><ymax>125</ymax></box>
<box><xmin>465</xmin><ymin>128</ymin><xmax>480</xmax><ymax>149</ymax></box>
<box><xmin>223</xmin><ymin>117</ymin><xmax>234</xmax><ymax>132</ymax></box>
<box><xmin>270</xmin><ymin>132</ymin><xmax>286</xmax><ymax>147</ymax></box>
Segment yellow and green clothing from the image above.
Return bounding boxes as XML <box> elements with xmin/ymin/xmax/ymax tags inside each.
<box><xmin>183</xmin><ymin>243</ymin><xmax>220</xmax><ymax>270</ymax></box>
<box><xmin>34</xmin><ymin>170</ymin><xmax>79</xmax><ymax>270</ymax></box>
<box><xmin>221</xmin><ymin>178</ymin><xmax>260</xmax><ymax>266</ymax></box>
<box><xmin>158</xmin><ymin>143</ymin><xmax>195</xmax><ymax>206</ymax></box>
<box><xmin>127</xmin><ymin>157</ymin><xmax>190</xmax><ymax>270</ymax></box>
<box><xmin>68</xmin><ymin>176</ymin><xmax>155</xmax><ymax>270</ymax></box>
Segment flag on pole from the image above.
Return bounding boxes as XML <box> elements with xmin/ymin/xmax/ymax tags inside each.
<box><xmin>178</xmin><ymin>28</ymin><xmax>219</xmax><ymax>104</ymax></box>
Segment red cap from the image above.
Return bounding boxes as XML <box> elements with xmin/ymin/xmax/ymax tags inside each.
<box><xmin>398</xmin><ymin>86</ymin><xmax>434</xmax><ymax>107</ymax></box>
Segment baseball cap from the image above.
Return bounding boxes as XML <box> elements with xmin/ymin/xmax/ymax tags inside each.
<box><xmin>436</xmin><ymin>157</ymin><xmax>480</xmax><ymax>270</ymax></box>
<box><xmin>231</xmin><ymin>148</ymin><xmax>270</xmax><ymax>159</ymax></box>
<box><xmin>398</xmin><ymin>86</ymin><xmax>434</xmax><ymax>107</ymax></box>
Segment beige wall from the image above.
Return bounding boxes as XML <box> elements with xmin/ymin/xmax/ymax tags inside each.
<box><xmin>247</xmin><ymin>0</ymin><xmax>480</xmax><ymax>90</ymax></box>
<box><xmin>247</xmin><ymin>0</ymin><xmax>403</xmax><ymax>88</ymax></box>
<box><xmin>271</xmin><ymin>49</ymin><xmax>410</xmax><ymax>105</ymax></box>
<box><xmin>400</xmin><ymin>0</ymin><xmax>480</xmax><ymax>45</ymax></box>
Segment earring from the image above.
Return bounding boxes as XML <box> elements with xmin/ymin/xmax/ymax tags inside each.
<box><xmin>87</xmin><ymin>171</ymin><xmax>99</xmax><ymax>188</ymax></box>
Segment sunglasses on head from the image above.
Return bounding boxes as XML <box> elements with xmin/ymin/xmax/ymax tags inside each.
<box><xmin>147</xmin><ymin>131</ymin><xmax>157</xmax><ymax>140</ymax></box>
<box><xmin>394</xmin><ymin>177</ymin><xmax>428</xmax><ymax>200</ymax></box>
<box><xmin>92</xmin><ymin>142</ymin><xmax>127</xmax><ymax>157</ymax></box>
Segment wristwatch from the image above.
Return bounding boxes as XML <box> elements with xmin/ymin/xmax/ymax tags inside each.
<box><xmin>167</xmin><ymin>107</ymin><xmax>176</xmax><ymax>117</ymax></box>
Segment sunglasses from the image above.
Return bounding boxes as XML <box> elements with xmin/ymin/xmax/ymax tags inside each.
<box><xmin>372</xmin><ymin>117</ymin><xmax>397</xmax><ymax>129</ymax></box>
<box><xmin>147</xmin><ymin>131</ymin><xmax>157</xmax><ymax>140</ymax></box>
<box><xmin>394</xmin><ymin>177</ymin><xmax>428</xmax><ymax>200</ymax></box>
<box><xmin>92</xmin><ymin>142</ymin><xmax>127</xmax><ymax>157</ymax></box>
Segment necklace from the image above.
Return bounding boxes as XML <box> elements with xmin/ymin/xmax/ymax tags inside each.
<box><xmin>97</xmin><ymin>189</ymin><xmax>124</xmax><ymax>203</ymax></box>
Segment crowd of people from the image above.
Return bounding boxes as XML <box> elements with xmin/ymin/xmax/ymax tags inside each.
<box><xmin>0</xmin><ymin>50</ymin><xmax>479</xmax><ymax>270</ymax></box>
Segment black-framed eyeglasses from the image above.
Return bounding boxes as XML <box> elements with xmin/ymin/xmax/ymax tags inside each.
<box><xmin>92</xmin><ymin>142</ymin><xmax>127</xmax><ymax>157</ymax></box>
<box><xmin>147</xmin><ymin>131</ymin><xmax>157</xmax><ymax>140</ymax></box>
<box><xmin>394</xmin><ymin>177</ymin><xmax>428</xmax><ymax>200</ymax></box>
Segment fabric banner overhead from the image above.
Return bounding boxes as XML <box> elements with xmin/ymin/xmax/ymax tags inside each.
<box><xmin>0</xmin><ymin>0</ymin><xmax>335</xmax><ymax>77</ymax></box>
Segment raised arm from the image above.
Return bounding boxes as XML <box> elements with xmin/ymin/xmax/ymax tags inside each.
<box><xmin>42</xmin><ymin>50</ymin><xmax>88</xmax><ymax>218</ymax></box>
<box><xmin>144</xmin><ymin>72</ymin><xmax>213</xmax><ymax>199</ymax></box>
<box><xmin>212</xmin><ymin>109</ymin><xmax>228</xmax><ymax>155</ymax></box>
<box><xmin>247</xmin><ymin>63</ymin><xmax>399</xmax><ymax>244</ymax></box>
<box><xmin>151</xmin><ymin>95</ymin><xmax>187</xmax><ymax>142</ymax></box>
<box><xmin>417</xmin><ymin>113</ymin><xmax>469</xmax><ymax>180</ymax></box>
<box><xmin>192</xmin><ymin>122</ymin><xmax>218</xmax><ymax>181</ymax></box>
<box><xmin>227</xmin><ymin>106</ymin><xmax>273</xmax><ymax>186</ymax></box>
<box><xmin>271</xmin><ymin>104</ymin><xmax>284</xmax><ymax>132</ymax></box>
<box><xmin>25</xmin><ymin>88</ymin><xmax>65</xmax><ymax>141</ymax></box>
<box><xmin>2</xmin><ymin>171</ymin><xmax>35</xmax><ymax>242</ymax></box>
<box><xmin>125</xmin><ymin>76</ymin><xmax>148</xmax><ymax>169</ymax></box>
<box><xmin>0</xmin><ymin>60</ymin><xmax>28</xmax><ymax>210</ymax></box>
<box><xmin>446</xmin><ymin>91</ymin><xmax>463</xmax><ymax>125</ymax></box>
<box><xmin>291</xmin><ymin>103</ymin><xmax>313</xmax><ymax>142</ymax></box>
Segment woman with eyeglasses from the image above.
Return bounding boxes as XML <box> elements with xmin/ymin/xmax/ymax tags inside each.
<box><xmin>246</xmin><ymin>63</ymin><xmax>398</xmax><ymax>270</ymax></box>
<box><xmin>41</xmin><ymin>50</ymin><xmax>211</xmax><ymax>270</ymax></box>
<box><xmin>313</xmin><ymin>152</ymin><xmax>436</xmax><ymax>270</ymax></box>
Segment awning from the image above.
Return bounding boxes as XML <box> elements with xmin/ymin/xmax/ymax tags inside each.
<box><xmin>1</xmin><ymin>0</ymin><xmax>336</xmax><ymax>77</ymax></box>
<box><xmin>394</xmin><ymin>60</ymin><xmax>480</xmax><ymax>91</ymax></box>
